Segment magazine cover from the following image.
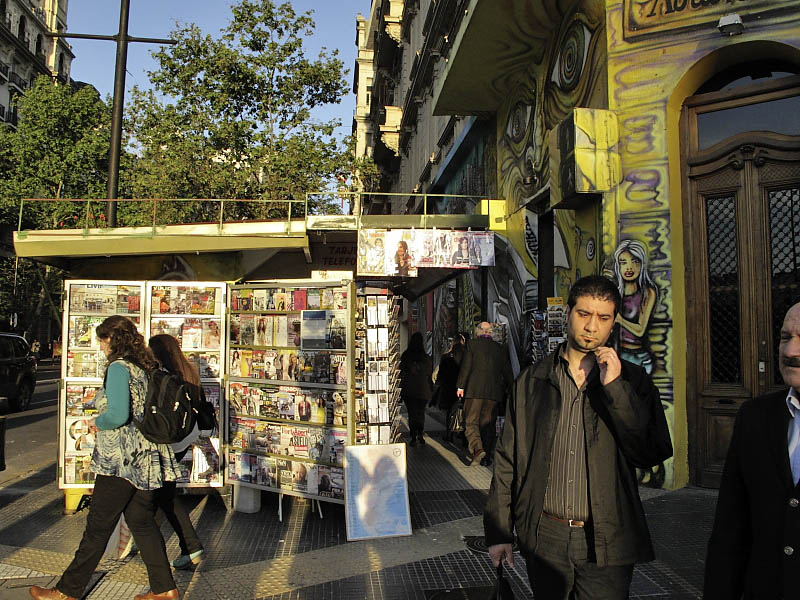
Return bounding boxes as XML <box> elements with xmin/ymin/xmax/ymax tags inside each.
<box><xmin>201</xmin><ymin>320</ymin><xmax>221</xmax><ymax>349</ymax></box>
<box><xmin>277</xmin><ymin>389</ymin><xmax>295</xmax><ymax>420</ymax></box>
<box><xmin>239</xmin><ymin>453</ymin><xmax>255</xmax><ymax>483</ymax></box>
<box><xmin>329</xmin><ymin>392</ymin><xmax>347</xmax><ymax>425</ymax></box>
<box><xmin>239</xmin><ymin>349</ymin><xmax>253</xmax><ymax>378</ymax></box>
<box><xmin>255</xmin><ymin>316</ymin><xmax>272</xmax><ymax>346</ymax></box>
<box><xmin>260</xmin><ymin>390</ymin><xmax>280</xmax><ymax>419</ymax></box>
<box><xmin>295</xmin><ymin>393</ymin><xmax>312</xmax><ymax>422</ymax></box>
<box><xmin>273</xmin><ymin>292</ymin><xmax>289</xmax><ymax>312</ymax></box>
<box><xmin>67</xmin><ymin>350</ymin><xmax>106</xmax><ymax>378</ymax></box>
<box><xmin>292</xmin><ymin>461</ymin><xmax>310</xmax><ymax>493</ymax></box>
<box><xmin>328</xmin><ymin>428</ymin><xmax>346</xmax><ymax>466</ymax></box>
<box><xmin>327</xmin><ymin>311</ymin><xmax>347</xmax><ymax>349</ymax></box>
<box><xmin>229</xmin><ymin>314</ymin><xmax>241</xmax><ymax>345</ymax></box>
<box><xmin>251</xmin><ymin>350</ymin><xmax>265</xmax><ymax>379</ymax></box>
<box><xmin>239</xmin><ymin>289</ymin><xmax>253</xmax><ymax>311</ymax></box>
<box><xmin>331</xmin><ymin>353</ymin><xmax>347</xmax><ymax>385</ymax></box>
<box><xmin>385</xmin><ymin>229</ymin><xmax>418</xmax><ymax>277</ymax></box>
<box><xmin>66</xmin><ymin>385</ymin><xmax>99</xmax><ymax>416</ymax></box>
<box><xmin>292</xmin><ymin>289</ymin><xmax>307</xmax><ymax>310</ymax></box>
<box><xmin>279</xmin><ymin>459</ymin><xmax>293</xmax><ymax>490</ymax></box>
<box><xmin>151</xmin><ymin>317</ymin><xmax>184</xmax><ymax>341</ymax></box>
<box><xmin>69</xmin><ymin>316</ymin><xmax>104</xmax><ymax>348</ymax></box>
<box><xmin>300</xmin><ymin>310</ymin><xmax>327</xmax><ymax>349</ymax></box>
<box><xmin>308</xmin><ymin>428</ymin><xmax>326</xmax><ymax>461</ymax></box>
<box><xmin>307</xmin><ymin>288</ymin><xmax>321</xmax><ymax>310</ymax></box>
<box><xmin>329</xmin><ymin>466</ymin><xmax>344</xmax><ymax>500</ymax></box>
<box><xmin>240</xmin><ymin>315</ymin><xmax>255</xmax><ymax>346</ymax></box>
<box><xmin>229</xmin><ymin>383</ymin><xmax>245</xmax><ymax>414</ymax></box>
<box><xmin>310</xmin><ymin>391</ymin><xmax>328</xmax><ymax>425</ymax></box>
<box><xmin>274</xmin><ymin>315</ymin><xmax>288</xmax><ymax>347</ymax></box>
<box><xmin>64</xmin><ymin>455</ymin><xmax>94</xmax><ymax>485</ymax></box>
<box><xmin>190</xmin><ymin>287</ymin><xmax>217</xmax><ymax>314</ymax></box>
<box><xmin>288</xmin><ymin>317</ymin><xmax>302</xmax><ymax>348</ymax></box>
<box><xmin>181</xmin><ymin>319</ymin><xmax>203</xmax><ymax>350</ymax></box>
<box><xmin>357</xmin><ymin>229</ymin><xmax>388</xmax><ymax>276</ymax></box>
<box><xmin>263</xmin><ymin>350</ymin><xmax>278</xmax><ymax>379</ymax></box>
<box><xmin>190</xmin><ymin>353</ymin><xmax>219</xmax><ymax>378</ymax></box>
<box><xmin>192</xmin><ymin>439</ymin><xmax>221</xmax><ymax>484</ymax></box>
<box><xmin>65</xmin><ymin>417</ymin><xmax>95</xmax><ymax>454</ymax></box>
<box><xmin>252</xmin><ymin>288</ymin><xmax>268</xmax><ymax>312</ymax></box>
<box><xmin>254</xmin><ymin>455</ymin><xmax>272</xmax><ymax>486</ymax></box>
<box><xmin>228</xmin><ymin>450</ymin><xmax>241</xmax><ymax>480</ymax></box>
<box><xmin>291</xmin><ymin>426</ymin><xmax>310</xmax><ymax>458</ymax></box>
<box><xmin>320</xmin><ymin>288</ymin><xmax>335</xmax><ymax>310</ymax></box>
<box><xmin>333</xmin><ymin>289</ymin><xmax>348</xmax><ymax>310</ymax></box>
<box><xmin>280</xmin><ymin>426</ymin><xmax>293</xmax><ymax>456</ymax></box>
<box><xmin>175</xmin><ymin>450</ymin><xmax>193</xmax><ymax>483</ymax></box>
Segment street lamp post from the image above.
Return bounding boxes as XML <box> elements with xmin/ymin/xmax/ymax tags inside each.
<box><xmin>48</xmin><ymin>0</ymin><xmax>176</xmax><ymax>227</ymax></box>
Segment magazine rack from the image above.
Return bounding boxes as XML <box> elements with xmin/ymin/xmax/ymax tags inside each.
<box><xmin>58</xmin><ymin>280</ymin><xmax>226</xmax><ymax>491</ymax></box>
<box><xmin>354</xmin><ymin>286</ymin><xmax>403</xmax><ymax>445</ymax></box>
<box><xmin>226</xmin><ymin>279</ymin><xmax>355</xmax><ymax>510</ymax></box>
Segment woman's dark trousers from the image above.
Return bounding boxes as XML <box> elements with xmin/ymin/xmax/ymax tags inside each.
<box><xmin>154</xmin><ymin>449</ymin><xmax>203</xmax><ymax>556</ymax></box>
<box><xmin>406</xmin><ymin>397</ymin><xmax>427</xmax><ymax>440</ymax></box>
<box><xmin>57</xmin><ymin>474</ymin><xmax>176</xmax><ymax>598</ymax></box>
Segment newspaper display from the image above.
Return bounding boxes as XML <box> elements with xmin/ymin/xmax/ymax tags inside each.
<box><xmin>357</xmin><ymin>229</ymin><xmax>495</xmax><ymax>276</ymax></box>
<box><xmin>228</xmin><ymin>282</ymin><xmax>351</xmax><ymax>504</ymax></box>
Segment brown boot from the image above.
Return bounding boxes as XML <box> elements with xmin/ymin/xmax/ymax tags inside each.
<box><xmin>133</xmin><ymin>589</ymin><xmax>179</xmax><ymax>600</ymax></box>
<box><xmin>29</xmin><ymin>587</ymin><xmax>76</xmax><ymax>600</ymax></box>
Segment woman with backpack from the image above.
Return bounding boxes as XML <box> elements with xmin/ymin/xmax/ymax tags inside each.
<box><xmin>31</xmin><ymin>316</ymin><xmax>181</xmax><ymax>600</ymax></box>
<box><xmin>400</xmin><ymin>332</ymin><xmax>433</xmax><ymax>446</ymax></box>
<box><xmin>149</xmin><ymin>334</ymin><xmax>212</xmax><ymax>570</ymax></box>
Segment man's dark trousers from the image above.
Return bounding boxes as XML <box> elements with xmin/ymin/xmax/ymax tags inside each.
<box><xmin>464</xmin><ymin>396</ymin><xmax>497</xmax><ymax>456</ymax></box>
<box><xmin>525</xmin><ymin>515</ymin><xmax>634</xmax><ymax>600</ymax></box>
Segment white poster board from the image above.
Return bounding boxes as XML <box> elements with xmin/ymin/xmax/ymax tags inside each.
<box><xmin>344</xmin><ymin>443</ymin><xmax>412</xmax><ymax>541</ymax></box>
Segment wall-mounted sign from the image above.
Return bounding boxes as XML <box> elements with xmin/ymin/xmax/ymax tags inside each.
<box><xmin>357</xmin><ymin>229</ymin><xmax>495</xmax><ymax>277</ymax></box>
<box><xmin>623</xmin><ymin>0</ymin><xmax>794</xmax><ymax>40</ymax></box>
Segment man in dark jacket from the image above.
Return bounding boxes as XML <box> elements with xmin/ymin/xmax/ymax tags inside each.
<box><xmin>485</xmin><ymin>275</ymin><xmax>672</xmax><ymax>599</ymax></box>
<box><xmin>704</xmin><ymin>301</ymin><xmax>800</xmax><ymax>599</ymax></box>
<box><xmin>457</xmin><ymin>322</ymin><xmax>513</xmax><ymax>466</ymax></box>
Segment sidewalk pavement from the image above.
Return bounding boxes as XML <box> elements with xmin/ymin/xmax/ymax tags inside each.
<box><xmin>0</xmin><ymin>408</ymin><xmax>717</xmax><ymax>599</ymax></box>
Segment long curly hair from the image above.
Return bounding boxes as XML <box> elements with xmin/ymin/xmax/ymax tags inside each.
<box><xmin>96</xmin><ymin>315</ymin><xmax>157</xmax><ymax>372</ymax></box>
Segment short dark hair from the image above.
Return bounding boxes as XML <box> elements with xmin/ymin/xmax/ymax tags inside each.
<box><xmin>567</xmin><ymin>275</ymin><xmax>622</xmax><ymax>315</ymax></box>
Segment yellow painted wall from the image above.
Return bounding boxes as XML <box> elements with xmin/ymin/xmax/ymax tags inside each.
<box><xmin>606</xmin><ymin>0</ymin><xmax>800</xmax><ymax>488</ymax></box>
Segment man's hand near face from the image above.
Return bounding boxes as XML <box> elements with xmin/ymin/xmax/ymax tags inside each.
<box><xmin>594</xmin><ymin>346</ymin><xmax>622</xmax><ymax>385</ymax></box>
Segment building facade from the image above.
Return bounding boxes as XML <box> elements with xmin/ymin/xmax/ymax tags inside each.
<box><xmin>354</xmin><ymin>0</ymin><xmax>800</xmax><ymax>490</ymax></box>
<box><xmin>0</xmin><ymin>0</ymin><xmax>73</xmax><ymax>127</ymax></box>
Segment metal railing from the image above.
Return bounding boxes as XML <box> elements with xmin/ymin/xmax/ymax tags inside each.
<box><xmin>9</xmin><ymin>71</ymin><xmax>27</xmax><ymax>90</ymax></box>
<box><xmin>17</xmin><ymin>197</ymin><xmax>309</xmax><ymax>236</ymax></box>
<box><xmin>16</xmin><ymin>191</ymin><xmax>491</xmax><ymax>237</ymax></box>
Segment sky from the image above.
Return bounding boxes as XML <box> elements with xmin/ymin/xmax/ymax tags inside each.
<box><xmin>65</xmin><ymin>0</ymin><xmax>369</xmax><ymax>137</ymax></box>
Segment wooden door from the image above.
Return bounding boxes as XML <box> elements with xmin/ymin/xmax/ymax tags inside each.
<box><xmin>684</xmin><ymin>79</ymin><xmax>800</xmax><ymax>487</ymax></box>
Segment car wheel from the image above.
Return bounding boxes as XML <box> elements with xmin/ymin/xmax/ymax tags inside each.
<box><xmin>12</xmin><ymin>380</ymin><xmax>33</xmax><ymax>412</ymax></box>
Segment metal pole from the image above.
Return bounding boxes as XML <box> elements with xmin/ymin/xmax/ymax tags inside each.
<box><xmin>106</xmin><ymin>0</ymin><xmax>131</xmax><ymax>227</ymax></box>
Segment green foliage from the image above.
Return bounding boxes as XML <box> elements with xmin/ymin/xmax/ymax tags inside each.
<box><xmin>126</xmin><ymin>0</ymin><xmax>354</xmax><ymax>221</ymax></box>
<box><xmin>0</xmin><ymin>77</ymin><xmax>113</xmax><ymax>230</ymax></box>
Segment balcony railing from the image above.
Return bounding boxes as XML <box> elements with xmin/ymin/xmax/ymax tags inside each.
<box><xmin>9</xmin><ymin>72</ymin><xmax>27</xmax><ymax>90</ymax></box>
<box><xmin>0</xmin><ymin>60</ymin><xmax>8</xmax><ymax>80</ymax></box>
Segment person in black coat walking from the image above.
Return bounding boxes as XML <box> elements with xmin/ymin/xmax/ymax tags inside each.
<box><xmin>456</xmin><ymin>323</ymin><xmax>513</xmax><ymax>466</ymax></box>
<box><xmin>704</xmin><ymin>300</ymin><xmax>800</xmax><ymax>599</ymax></box>
<box><xmin>485</xmin><ymin>276</ymin><xmax>672</xmax><ymax>599</ymax></box>
<box><xmin>434</xmin><ymin>333</ymin><xmax>466</xmax><ymax>442</ymax></box>
<box><xmin>400</xmin><ymin>332</ymin><xmax>433</xmax><ymax>446</ymax></box>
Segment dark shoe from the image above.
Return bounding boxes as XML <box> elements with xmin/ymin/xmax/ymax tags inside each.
<box><xmin>408</xmin><ymin>437</ymin><xmax>417</xmax><ymax>447</ymax></box>
<box><xmin>133</xmin><ymin>589</ymin><xmax>179</xmax><ymax>600</ymax></box>
<box><xmin>29</xmin><ymin>587</ymin><xmax>76</xmax><ymax>600</ymax></box>
<box><xmin>171</xmin><ymin>549</ymin><xmax>204</xmax><ymax>569</ymax></box>
<box><xmin>470</xmin><ymin>449</ymin><xmax>486</xmax><ymax>465</ymax></box>
<box><xmin>418</xmin><ymin>435</ymin><xmax>426</xmax><ymax>445</ymax></box>
<box><xmin>480</xmin><ymin>455</ymin><xmax>492</xmax><ymax>467</ymax></box>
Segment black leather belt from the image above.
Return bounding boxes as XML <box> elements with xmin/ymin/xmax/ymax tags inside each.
<box><xmin>543</xmin><ymin>512</ymin><xmax>586</xmax><ymax>528</ymax></box>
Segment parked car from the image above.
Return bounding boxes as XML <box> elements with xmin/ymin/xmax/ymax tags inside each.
<box><xmin>0</xmin><ymin>333</ymin><xmax>37</xmax><ymax>411</ymax></box>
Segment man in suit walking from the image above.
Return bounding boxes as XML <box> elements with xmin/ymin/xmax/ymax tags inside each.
<box><xmin>704</xmin><ymin>301</ymin><xmax>800</xmax><ymax>599</ymax></box>
<box><xmin>457</xmin><ymin>322</ymin><xmax>513</xmax><ymax>466</ymax></box>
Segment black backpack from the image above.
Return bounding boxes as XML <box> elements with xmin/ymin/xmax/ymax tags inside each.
<box><xmin>133</xmin><ymin>369</ymin><xmax>195</xmax><ymax>444</ymax></box>
<box><xmin>192</xmin><ymin>385</ymin><xmax>217</xmax><ymax>432</ymax></box>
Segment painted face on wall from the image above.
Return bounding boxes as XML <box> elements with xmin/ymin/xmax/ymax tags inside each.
<box><xmin>618</xmin><ymin>250</ymin><xmax>642</xmax><ymax>282</ymax></box>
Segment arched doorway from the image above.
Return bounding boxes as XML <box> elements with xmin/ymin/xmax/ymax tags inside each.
<box><xmin>683</xmin><ymin>67</ymin><xmax>800</xmax><ymax>487</ymax></box>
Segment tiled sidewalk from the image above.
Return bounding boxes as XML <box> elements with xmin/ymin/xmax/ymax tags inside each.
<box><xmin>0</xmin><ymin>410</ymin><xmax>717</xmax><ymax>599</ymax></box>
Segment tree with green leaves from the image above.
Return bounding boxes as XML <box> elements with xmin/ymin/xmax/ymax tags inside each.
<box><xmin>126</xmin><ymin>0</ymin><xmax>360</xmax><ymax>222</ymax></box>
